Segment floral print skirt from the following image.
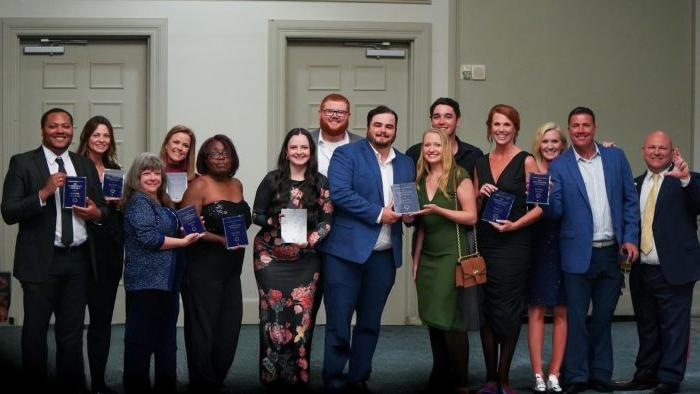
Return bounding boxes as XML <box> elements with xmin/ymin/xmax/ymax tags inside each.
<box><xmin>254</xmin><ymin>249</ymin><xmax>321</xmax><ymax>386</ymax></box>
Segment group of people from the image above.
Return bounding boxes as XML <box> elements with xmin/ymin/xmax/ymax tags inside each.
<box><xmin>1</xmin><ymin>93</ymin><xmax>698</xmax><ymax>394</ymax></box>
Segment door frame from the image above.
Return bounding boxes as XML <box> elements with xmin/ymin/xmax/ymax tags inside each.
<box><xmin>267</xmin><ymin>20</ymin><xmax>430</xmax><ymax>324</ymax></box>
<box><xmin>0</xmin><ymin>18</ymin><xmax>167</xmax><ymax>324</ymax></box>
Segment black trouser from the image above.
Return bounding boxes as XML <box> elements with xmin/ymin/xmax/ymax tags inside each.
<box><xmin>181</xmin><ymin>254</ymin><xmax>243</xmax><ymax>392</ymax></box>
<box><xmin>86</xmin><ymin>256</ymin><xmax>122</xmax><ymax>390</ymax></box>
<box><xmin>21</xmin><ymin>245</ymin><xmax>89</xmax><ymax>392</ymax></box>
<box><xmin>124</xmin><ymin>289</ymin><xmax>179</xmax><ymax>394</ymax></box>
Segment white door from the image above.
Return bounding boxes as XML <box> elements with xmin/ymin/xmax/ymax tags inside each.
<box><xmin>243</xmin><ymin>40</ymin><xmax>412</xmax><ymax>325</ymax></box>
<box><xmin>16</xmin><ymin>37</ymin><xmax>148</xmax><ymax>324</ymax></box>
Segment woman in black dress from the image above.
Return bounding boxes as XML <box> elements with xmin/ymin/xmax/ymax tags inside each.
<box><xmin>473</xmin><ymin>104</ymin><xmax>542</xmax><ymax>394</ymax></box>
<box><xmin>252</xmin><ymin>128</ymin><xmax>332</xmax><ymax>390</ymax></box>
<box><xmin>180</xmin><ymin>135</ymin><xmax>251</xmax><ymax>393</ymax></box>
<box><xmin>77</xmin><ymin>116</ymin><xmax>123</xmax><ymax>394</ymax></box>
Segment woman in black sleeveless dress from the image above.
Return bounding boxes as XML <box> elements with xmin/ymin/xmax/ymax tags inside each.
<box><xmin>473</xmin><ymin>105</ymin><xmax>543</xmax><ymax>394</ymax></box>
<box><xmin>181</xmin><ymin>135</ymin><xmax>251</xmax><ymax>393</ymax></box>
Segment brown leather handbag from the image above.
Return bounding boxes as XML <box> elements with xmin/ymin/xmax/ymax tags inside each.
<box><xmin>453</xmin><ymin>176</ymin><xmax>487</xmax><ymax>288</ymax></box>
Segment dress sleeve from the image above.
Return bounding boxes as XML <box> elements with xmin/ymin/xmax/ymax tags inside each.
<box><xmin>309</xmin><ymin>175</ymin><xmax>333</xmax><ymax>247</ymax></box>
<box><xmin>252</xmin><ymin>171</ymin><xmax>275</xmax><ymax>229</ymax></box>
<box><xmin>124</xmin><ymin>195</ymin><xmax>165</xmax><ymax>250</ymax></box>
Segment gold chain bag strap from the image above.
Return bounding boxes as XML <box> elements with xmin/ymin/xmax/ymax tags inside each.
<box><xmin>453</xmin><ymin>171</ymin><xmax>487</xmax><ymax>288</ymax></box>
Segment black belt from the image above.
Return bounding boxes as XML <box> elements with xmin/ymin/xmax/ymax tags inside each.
<box><xmin>54</xmin><ymin>243</ymin><xmax>87</xmax><ymax>253</ymax></box>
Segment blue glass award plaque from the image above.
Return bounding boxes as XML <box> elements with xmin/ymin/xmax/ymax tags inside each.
<box><xmin>481</xmin><ymin>190</ymin><xmax>515</xmax><ymax>223</ymax></box>
<box><xmin>63</xmin><ymin>176</ymin><xmax>87</xmax><ymax>209</ymax></box>
<box><xmin>223</xmin><ymin>215</ymin><xmax>248</xmax><ymax>249</ymax></box>
<box><xmin>176</xmin><ymin>205</ymin><xmax>205</xmax><ymax>235</ymax></box>
<box><xmin>526</xmin><ymin>173</ymin><xmax>550</xmax><ymax>205</ymax></box>
<box><xmin>102</xmin><ymin>169</ymin><xmax>124</xmax><ymax>199</ymax></box>
<box><xmin>391</xmin><ymin>182</ymin><xmax>420</xmax><ymax>214</ymax></box>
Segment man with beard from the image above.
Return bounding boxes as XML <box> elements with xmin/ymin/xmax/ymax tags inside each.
<box><xmin>406</xmin><ymin>97</ymin><xmax>482</xmax><ymax>177</ymax></box>
<box><xmin>321</xmin><ymin>105</ymin><xmax>415</xmax><ymax>393</ymax></box>
<box><xmin>1</xmin><ymin>108</ymin><xmax>108</xmax><ymax>392</ymax></box>
<box><xmin>310</xmin><ymin>94</ymin><xmax>363</xmax><ymax>177</ymax></box>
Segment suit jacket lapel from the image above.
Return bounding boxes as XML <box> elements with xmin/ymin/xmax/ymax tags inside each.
<box><xmin>599</xmin><ymin>146</ymin><xmax>616</xmax><ymax>208</ymax></box>
<box><xmin>361</xmin><ymin>140</ymin><xmax>384</xmax><ymax>201</ymax></box>
<box><xmin>33</xmin><ymin>146</ymin><xmax>55</xmax><ymax>212</ymax></box>
<box><xmin>564</xmin><ymin>149</ymin><xmax>591</xmax><ymax>209</ymax></box>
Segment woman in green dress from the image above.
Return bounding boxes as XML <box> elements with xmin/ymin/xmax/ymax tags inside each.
<box><xmin>412</xmin><ymin>127</ymin><xmax>481</xmax><ymax>393</ymax></box>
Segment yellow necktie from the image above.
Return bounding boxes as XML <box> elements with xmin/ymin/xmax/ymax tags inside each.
<box><xmin>640</xmin><ymin>173</ymin><xmax>660</xmax><ymax>255</ymax></box>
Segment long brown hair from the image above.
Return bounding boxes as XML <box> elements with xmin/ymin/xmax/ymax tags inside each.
<box><xmin>77</xmin><ymin>116</ymin><xmax>120</xmax><ymax>169</ymax></box>
<box><xmin>159</xmin><ymin>125</ymin><xmax>197</xmax><ymax>179</ymax></box>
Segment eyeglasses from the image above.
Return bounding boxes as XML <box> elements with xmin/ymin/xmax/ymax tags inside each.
<box><xmin>206</xmin><ymin>151</ymin><xmax>230</xmax><ymax>159</ymax></box>
<box><xmin>321</xmin><ymin>109</ymin><xmax>350</xmax><ymax>118</ymax></box>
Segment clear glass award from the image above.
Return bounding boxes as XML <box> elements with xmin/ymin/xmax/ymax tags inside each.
<box><xmin>526</xmin><ymin>173</ymin><xmax>550</xmax><ymax>205</ymax></box>
<box><xmin>166</xmin><ymin>172</ymin><xmax>188</xmax><ymax>203</ymax></box>
<box><xmin>102</xmin><ymin>169</ymin><xmax>124</xmax><ymax>199</ymax></box>
<box><xmin>63</xmin><ymin>176</ymin><xmax>87</xmax><ymax>209</ymax></box>
<box><xmin>223</xmin><ymin>215</ymin><xmax>248</xmax><ymax>249</ymax></box>
<box><xmin>280</xmin><ymin>208</ymin><xmax>307</xmax><ymax>244</ymax></box>
<box><xmin>481</xmin><ymin>190</ymin><xmax>515</xmax><ymax>223</ymax></box>
<box><xmin>391</xmin><ymin>182</ymin><xmax>420</xmax><ymax>214</ymax></box>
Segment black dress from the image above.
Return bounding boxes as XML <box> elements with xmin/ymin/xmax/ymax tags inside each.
<box><xmin>475</xmin><ymin>151</ymin><xmax>533</xmax><ymax>340</ymax></box>
<box><xmin>252</xmin><ymin>171</ymin><xmax>332</xmax><ymax>386</ymax></box>
<box><xmin>182</xmin><ymin>200</ymin><xmax>252</xmax><ymax>391</ymax></box>
<box><xmin>527</xmin><ymin>219</ymin><xmax>566</xmax><ymax>307</ymax></box>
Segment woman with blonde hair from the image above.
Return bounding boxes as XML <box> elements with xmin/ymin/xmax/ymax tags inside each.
<box><xmin>527</xmin><ymin>122</ymin><xmax>568</xmax><ymax>392</ymax></box>
<box><xmin>412</xmin><ymin>128</ymin><xmax>480</xmax><ymax>393</ymax></box>
<box><xmin>159</xmin><ymin>125</ymin><xmax>197</xmax><ymax>180</ymax></box>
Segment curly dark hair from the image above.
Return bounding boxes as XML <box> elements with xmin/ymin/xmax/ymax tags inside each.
<box><xmin>271</xmin><ymin>128</ymin><xmax>322</xmax><ymax>227</ymax></box>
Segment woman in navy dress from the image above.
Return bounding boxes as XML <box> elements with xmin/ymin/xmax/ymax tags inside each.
<box><xmin>122</xmin><ymin>153</ymin><xmax>202</xmax><ymax>393</ymax></box>
<box><xmin>527</xmin><ymin>122</ymin><xmax>568</xmax><ymax>393</ymax></box>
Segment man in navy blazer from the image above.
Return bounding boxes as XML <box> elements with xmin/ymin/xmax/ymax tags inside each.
<box><xmin>613</xmin><ymin>131</ymin><xmax>700</xmax><ymax>394</ymax></box>
<box><xmin>321</xmin><ymin>105</ymin><xmax>415</xmax><ymax>393</ymax></box>
<box><xmin>545</xmin><ymin>107</ymin><xmax>639</xmax><ymax>394</ymax></box>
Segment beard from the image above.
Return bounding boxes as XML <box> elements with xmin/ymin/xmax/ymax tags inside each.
<box><xmin>319</xmin><ymin>116</ymin><xmax>349</xmax><ymax>138</ymax></box>
<box><xmin>367</xmin><ymin>132</ymin><xmax>396</xmax><ymax>150</ymax></box>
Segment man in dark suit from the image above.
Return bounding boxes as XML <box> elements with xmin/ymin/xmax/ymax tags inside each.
<box><xmin>309</xmin><ymin>93</ymin><xmax>363</xmax><ymax>177</ymax></box>
<box><xmin>405</xmin><ymin>97</ymin><xmax>482</xmax><ymax>177</ymax></box>
<box><xmin>544</xmin><ymin>107</ymin><xmax>639</xmax><ymax>394</ymax></box>
<box><xmin>1</xmin><ymin>108</ymin><xmax>108</xmax><ymax>392</ymax></box>
<box><xmin>613</xmin><ymin>131</ymin><xmax>700</xmax><ymax>394</ymax></box>
<box><xmin>321</xmin><ymin>105</ymin><xmax>415</xmax><ymax>393</ymax></box>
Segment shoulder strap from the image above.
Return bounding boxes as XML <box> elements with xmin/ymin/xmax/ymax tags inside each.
<box><xmin>453</xmin><ymin>169</ymin><xmax>479</xmax><ymax>259</ymax></box>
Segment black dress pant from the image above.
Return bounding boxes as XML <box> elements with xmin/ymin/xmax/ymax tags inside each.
<box><xmin>629</xmin><ymin>264</ymin><xmax>695</xmax><ymax>385</ymax></box>
<box><xmin>182</xmin><ymin>249</ymin><xmax>243</xmax><ymax>392</ymax></box>
<box><xmin>21</xmin><ymin>245</ymin><xmax>90</xmax><ymax>392</ymax></box>
<box><xmin>86</xmin><ymin>254</ymin><xmax>122</xmax><ymax>390</ymax></box>
<box><xmin>124</xmin><ymin>289</ymin><xmax>179</xmax><ymax>394</ymax></box>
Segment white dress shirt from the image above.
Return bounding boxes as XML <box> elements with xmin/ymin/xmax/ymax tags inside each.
<box><xmin>41</xmin><ymin>145</ymin><xmax>88</xmax><ymax>247</ymax></box>
<box><xmin>574</xmin><ymin>145</ymin><xmax>614</xmax><ymax>241</ymax></box>
<box><xmin>370</xmin><ymin>144</ymin><xmax>396</xmax><ymax>251</ymax></box>
<box><xmin>317</xmin><ymin>131</ymin><xmax>351</xmax><ymax>177</ymax></box>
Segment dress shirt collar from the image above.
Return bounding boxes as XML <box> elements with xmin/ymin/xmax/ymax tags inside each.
<box><xmin>573</xmin><ymin>143</ymin><xmax>601</xmax><ymax>162</ymax></box>
<box><xmin>369</xmin><ymin>143</ymin><xmax>396</xmax><ymax>165</ymax></box>
<box><xmin>318</xmin><ymin>130</ymin><xmax>350</xmax><ymax>146</ymax></box>
<box><xmin>644</xmin><ymin>164</ymin><xmax>672</xmax><ymax>182</ymax></box>
<box><xmin>42</xmin><ymin>144</ymin><xmax>70</xmax><ymax>165</ymax></box>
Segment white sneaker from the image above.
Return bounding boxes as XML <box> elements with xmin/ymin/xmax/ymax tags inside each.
<box><xmin>547</xmin><ymin>374</ymin><xmax>562</xmax><ymax>392</ymax></box>
<box><xmin>533</xmin><ymin>373</ymin><xmax>546</xmax><ymax>392</ymax></box>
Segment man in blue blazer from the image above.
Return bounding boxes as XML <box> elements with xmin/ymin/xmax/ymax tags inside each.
<box><xmin>613</xmin><ymin>131</ymin><xmax>700</xmax><ymax>394</ymax></box>
<box><xmin>545</xmin><ymin>107</ymin><xmax>639</xmax><ymax>394</ymax></box>
<box><xmin>322</xmin><ymin>105</ymin><xmax>415</xmax><ymax>393</ymax></box>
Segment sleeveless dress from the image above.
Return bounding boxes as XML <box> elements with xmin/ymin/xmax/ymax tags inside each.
<box><xmin>416</xmin><ymin>168</ymin><xmax>482</xmax><ymax>331</ymax></box>
<box><xmin>475</xmin><ymin>151</ymin><xmax>533</xmax><ymax>340</ymax></box>
<box><xmin>252</xmin><ymin>171</ymin><xmax>333</xmax><ymax>386</ymax></box>
<box><xmin>527</xmin><ymin>219</ymin><xmax>565</xmax><ymax>306</ymax></box>
<box><xmin>182</xmin><ymin>200</ymin><xmax>251</xmax><ymax>390</ymax></box>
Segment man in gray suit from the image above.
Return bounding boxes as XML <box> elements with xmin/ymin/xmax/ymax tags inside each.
<box><xmin>310</xmin><ymin>93</ymin><xmax>362</xmax><ymax>177</ymax></box>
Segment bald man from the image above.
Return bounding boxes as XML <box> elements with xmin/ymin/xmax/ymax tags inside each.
<box><xmin>613</xmin><ymin>131</ymin><xmax>700</xmax><ymax>394</ymax></box>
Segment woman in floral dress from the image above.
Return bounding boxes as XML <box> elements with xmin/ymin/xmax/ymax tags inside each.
<box><xmin>252</xmin><ymin>128</ymin><xmax>333</xmax><ymax>390</ymax></box>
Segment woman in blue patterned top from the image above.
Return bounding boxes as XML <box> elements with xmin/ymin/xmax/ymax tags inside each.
<box><xmin>121</xmin><ymin>153</ymin><xmax>202</xmax><ymax>393</ymax></box>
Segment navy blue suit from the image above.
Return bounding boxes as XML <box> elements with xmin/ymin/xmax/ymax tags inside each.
<box><xmin>321</xmin><ymin>139</ymin><xmax>415</xmax><ymax>390</ymax></box>
<box><xmin>629</xmin><ymin>171</ymin><xmax>700</xmax><ymax>386</ymax></box>
<box><xmin>545</xmin><ymin>144</ymin><xmax>639</xmax><ymax>385</ymax></box>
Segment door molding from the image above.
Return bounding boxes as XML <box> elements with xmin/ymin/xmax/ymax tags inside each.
<box><xmin>268</xmin><ymin>20</ymin><xmax>431</xmax><ymax>168</ymax></box>
<box><xmin>268</xmin><ymin>20</ymin><xmax>430</xmax><ymax>324</ymax></box>
<box><xmin>0</xmin><ymin>18</ymin><xmax>167</xmax><ymax>314</ymax></box>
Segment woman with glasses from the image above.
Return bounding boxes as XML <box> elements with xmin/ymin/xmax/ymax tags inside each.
<box><xmin>252</xmin><ymin>128</ymin><xmax>332</xmax><ymax>390</ymax></box>
<box><xmin>180</xmin><ymin>135</ymin><xmax>251</xmax><ymax>393</ymax></box>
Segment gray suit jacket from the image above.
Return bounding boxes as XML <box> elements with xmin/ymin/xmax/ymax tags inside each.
<box><xmin>309</xmin><ymin>128</ymin><xmax>363</xmax><ymax>145</ymax></box>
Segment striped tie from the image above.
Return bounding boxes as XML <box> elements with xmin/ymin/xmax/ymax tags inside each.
<box><xmin>640</xmin><ymin>173</ymin><xmax>660</xmax><ymax>255</ymax></box>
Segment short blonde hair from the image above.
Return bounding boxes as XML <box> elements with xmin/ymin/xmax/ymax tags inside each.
<box><xmin>531</xmin><ymin>122</ymin><xmax>568</xmax><ymax>165</ymax></box>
